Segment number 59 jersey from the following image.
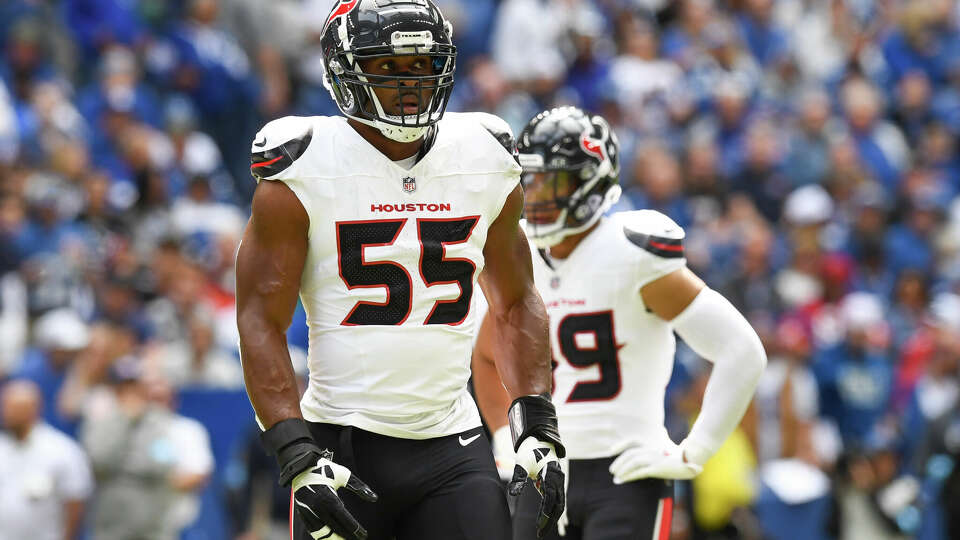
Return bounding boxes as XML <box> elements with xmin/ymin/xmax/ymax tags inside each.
<box><xmin>250</xmin><ymin>112</ymin><xmax>521</xmax><ymax>439</ymax></box>
<box><xmin>530</xmin><ymin>211</ymin><xmax>687</xmax><ymax>459</ymax></box>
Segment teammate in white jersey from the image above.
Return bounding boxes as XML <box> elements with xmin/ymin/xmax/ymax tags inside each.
<box><xmin>236</xmin><ymin>2</ymin><xmax>564</xmax><ymax>539</ymax></box>
<box><xmin>473</xmin><ymin>107</ymin><xmax>767</xmax><ymax>540</ymax></box>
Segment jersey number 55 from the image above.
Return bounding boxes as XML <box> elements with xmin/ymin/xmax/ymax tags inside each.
<box><xmin>336</xmin><ymin>217</ymin><xmax>479</xmax><ymax>326</ymax></box>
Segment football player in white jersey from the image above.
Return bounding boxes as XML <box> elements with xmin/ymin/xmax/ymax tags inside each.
<box><xmin>236</xmin><ymin>2</ymin><xmax>565</xmax><ymax>539</ymax></box>
<box><xmin>473</xmin><ymin>107</ymin><xmax>767</xmax><ymax>540</ymax></box>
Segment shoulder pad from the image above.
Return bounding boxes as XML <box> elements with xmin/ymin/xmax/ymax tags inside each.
<box><xmin>473</xmin><ymin>112</ymin><xmax>518</xmax><ymax>159</ymax></box>
<box><xmin>250</xmin><ymin>116</ymin><xmax>314</xmax><ymax>181</ymax></box>
<box><xmin>617</xmin><ymin>210</ymin><xmax>685</xmax><ymax>259</ymax></box>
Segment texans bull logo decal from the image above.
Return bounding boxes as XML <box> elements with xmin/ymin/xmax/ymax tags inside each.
<box><xmin>580</xmin><ymin>132</ymin><xmax>605</xmax><ymax>161</ymax></box>
<box><xmin>327</xmin><ymin>0</ymin><xmax>360</xmax><ymax>25</ymax></box>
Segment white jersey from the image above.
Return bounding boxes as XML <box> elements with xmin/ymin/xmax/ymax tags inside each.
<box><xmin>530</xmin><ymin>210</ymin><xmax>687</xmax><ymax>459</ymax></box>
<box><xmin>251</xmin><ymin>112</ymin><xmax>521</xmax><ymax>439</ymax></box>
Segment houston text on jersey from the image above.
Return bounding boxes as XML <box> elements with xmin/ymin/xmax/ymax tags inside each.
<box><xmin>371</xmin><ymin>203</ymin><xmax>452</xmax><ymax>213</ymax></box>
<box><xmin>545</xmin><ymin>298</ymin><xmax>587</xmax><ymax>309</ymax></box>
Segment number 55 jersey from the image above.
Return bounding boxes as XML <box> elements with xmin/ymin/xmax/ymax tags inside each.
<box><xmin>250</xmin><ymin>112</ymin><xmax>520</xmax><ymax>439</ymax></box>
<box><xmin>530</xmin><ymin>210</ymin><xmax>687</xmax><ymax>459</ymax></box>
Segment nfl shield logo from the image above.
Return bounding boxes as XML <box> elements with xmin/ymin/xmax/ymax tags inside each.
<box><xmin>402</xmin><ymin>176</ymin><xmax>417</xmax><ymax>193</ymax></box>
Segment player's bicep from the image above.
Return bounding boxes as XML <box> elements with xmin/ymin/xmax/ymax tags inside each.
<box><xmin>640</xmin><ymin>267</ymin><xmax>705</xmax><ymax>322</ymax></box>
<box><xmin>479</xmin><ymin>185</ymin><xmax>534</xmax><ymax>314</ymax></box>
<box><xmin>236</xmin><ymin>180</ymin><xmax>309</xmax><ymax>331</ymax></box>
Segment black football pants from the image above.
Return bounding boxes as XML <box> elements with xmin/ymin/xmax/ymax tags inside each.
<box><xmin>291</xmin><ymin>422</ymin><xmax>511</xmax><ymax>540</ymax></box>
<box><xmin>514</xmin><ymin>456</ymin><xmax>674</xmax><ymax>540</ymax></box>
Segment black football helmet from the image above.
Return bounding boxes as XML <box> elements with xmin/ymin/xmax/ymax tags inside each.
<box><xmin>517</xmin><ymin>107</ymin><xmax>621</xmax><ymax>247</ymax></box>
<box><xmin>320</xmin><ymin>0</ymin><xmax>456</xmax><ymax>142</ymax></box>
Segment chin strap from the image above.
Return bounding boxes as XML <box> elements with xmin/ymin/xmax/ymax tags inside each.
<box><xmin>352</xmin><ymin>115</ymin><xmax>428</xmax><ymax>143</ymax></box>
<box><xmin>379</xmin><ymin>125</ymin><xmax>428</xmax><ymax>143</ymax></box>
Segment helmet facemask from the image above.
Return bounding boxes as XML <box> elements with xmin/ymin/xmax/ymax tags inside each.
<box><xmin>323</xmin><ymin>22</ymin><xmax>456</xmax><ymax>143</ymax></box>
<box><xmin>521</xmin><ymin>163</ymin><xmax>621</xmax><ymax>248</ymax></box>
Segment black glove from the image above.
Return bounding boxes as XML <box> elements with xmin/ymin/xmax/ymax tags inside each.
<box><xmin>507</xmin><ymin>394</ymin><xmax>567</xmax><ymax>538</ymax></box>
<box><xmin>291</xmin><ymin>453</ymin><xmax>378</xmax><ymax>540</ymax></box>
<box><xmin>261</xmin><ymin>419</ymin><xmax>377</xmax><ymax>540</ymax></box>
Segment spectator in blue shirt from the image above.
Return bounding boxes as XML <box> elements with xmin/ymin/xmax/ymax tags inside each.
<box><xmin>813</xmin><ymin>292</ymin><xmax>895</xmax><ymax>449</ymax></box>
<box><xmin>2</xmin><ymin>18</ymin><xmax>59</xmax><ymax>109</ymax></box>
<box><xmin>79</xmin><ymin>47</ymin><xmax>163</xmax><ymax>173</ymax></box>
<box><xmin>661</xmin><ymin>0</ymin><xmax>715</xmax><ymax>71</ymax></box>
<box><xmin>63</xmin><ymin>0</ymin><xmax>146</xmax><ymax>71</ymax></box>
<box><xmin>0</xmin><ymin>1</ymin><xmax>42</xmax><ymax>47</ymax></box>
<box><xmin>931</xmin><ymin>62</ymin><xmax>960</xmax><ymax>135</ymax></box>
<box><xmin>620</xmin><ymin>141</ymin><xmax>692</xmax><ymax>229</ymax></box>
<box><xmin>840</xmin><ymin>77</ymin><xmax>910</xmax><ymax>194</ymax></box>
<box><xmin>887</xmin><ymin>270</ymin><xmax>931</xmax><ymax>350</ymax></box>
<box><xmin>783</xmin><ymin>88</ymin><xmax>834</xmax><ymax>187</ymax></box>
<box><xmin>164</xmin><ymin>0</ymin><xmax>258</xmax><ymax>197</ymax></box>
<box><xmin>731</xmin><ymin>118</ymin><xmax>791</xmax><ymax>223</ymax></box>
<box><xmin>884</xmin><ymin>187</ymin><xmax>943</xmax><ymax>278</ymax></box>
<box><xmin>917</xmin><ymin>122</ymin><xmax>960</xmax><ymax>190</ymax></box>
<box><xmin>16</xmin><ymin>183</ymin><xmax>85</xmax><ymax>261</ymax></box>
<box><xmin>891</xmin><ymin>71</ymin><xmax>936</xmax><ymax>144</ymax></box>
<box><xmin>707</xmin><ymin>76</ymin><xmax>755</xmax><ymax>179</ymax></box>
<box><xmin>562</xmin><ymin>11</ymin><xmax>613</xmax><ymax>113</ymax></box>
<box><xmin>881</xmin><ymin>2</ymin><xmax>960</xmax><ymax>86</ymax></box>
<box><xmin>13</xmin><ymin>309</ymin><xmax>90</xmax><ymax>436</ymax></box>
<box><xmin>165</xmin><ymin>0</ymin><xmax>257</xmax><ymax>116</ymax></box>
<box><xmin>77</xmin><ymin>47</ymin><xmax>162</xmax><ymax>131</ymax></box>
<box><xmin>844</xmin><ymin>184</ymin><xmax>896</xmax><ymax>298</ymax></box>
<box><xmin>736</xmin><ymin>0</ymin><xmax>789</xmax><ymax>68</ymax></box>
<box><xmin>686</xmin><ymin>19</ymin><xmax>762</xmax><ymax>113</ymax></box>
<box><xmin>93</xmin><ymin>271</ymin><xmax>151</xmax><ymax>344</ymax></box>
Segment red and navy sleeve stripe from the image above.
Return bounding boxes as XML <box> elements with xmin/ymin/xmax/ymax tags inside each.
<box><xmin>250</xmin><ymin>130</ymin><xmax>313</xmax><ymax>180</ymax></box>
<box><xmin>623</xmin><ymin>227</ymin><xmax>684</xmax><ymax>259</ymax></box>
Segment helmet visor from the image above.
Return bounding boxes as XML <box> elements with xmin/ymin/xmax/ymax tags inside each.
<box><xmin>522</xmin><ymin>170</ymin><xmax>579</xmax><ymax>225</ymax></box>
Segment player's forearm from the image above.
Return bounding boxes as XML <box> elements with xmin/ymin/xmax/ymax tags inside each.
<box><xmin>687</xmin><ymin>355</ymin><xmax>762</xmax><ymax>454</ymax></box>
<box><xmin>671</xmin><ymin>288</ymin><xmax>766</xmax><ymax>460</ymax></box>
<box><xmin>490</xmin><ymin>287</ymin><xmax>552</xmax><ymax>398</ymax></box>
<box><xmin>238</xmin><ymin>313</ymin><xmax>303</xmax><ymax>428</ymax></box>
<box><xmin>472</xmin><ymin>350</ymin><xmax>511</xmax><ymax>431</ymax></box>
<box><xmin>472</xmin><ymin>312</ymin><xmax>513</xmax><ymax>429</ymax></box>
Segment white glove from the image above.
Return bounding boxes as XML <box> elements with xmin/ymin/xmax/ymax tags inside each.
<box><xmin>509</xmin><ymin>436</ymin><xmax>566</xmax><ymax>538</ymax></box>
<box><xmin>609</xmin><ymin>439</ymin><xmax>704</xmax><ymax>484</ymax></box>
<box><xmin>492</xmin><ymin>426</ymin><xmax>516</xmax><ymax>483</ymax></box>
<box><xmin>291</xmin><ymin>455</ymin><xmax>377</xmax><ymax>540</ymax></box>
<box><xmin>556</xmin><ymin>457</ymin><xmax>570</xmax><ymax>537</ymax></box>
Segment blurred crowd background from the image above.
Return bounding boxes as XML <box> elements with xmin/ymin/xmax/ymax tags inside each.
<box><xmin>1</xmin><ymin>0</ymin><xmax>960</xmax><ymax>539</ymax></box>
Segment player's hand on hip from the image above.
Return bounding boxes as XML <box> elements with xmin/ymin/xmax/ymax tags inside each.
<box><xmin>609</xmin><ymin>439</ymin><xmax>703</xmax><ymax>483</ymax></box>
<box><xmin>508</xmin><ymin>436</ymin><xmax>566</xmax><ymax>538</ymax></box>
<box><xmin>291</xmin><ymin>455</ymin><xmax>378</xmax><ymax>540</ymax></box>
